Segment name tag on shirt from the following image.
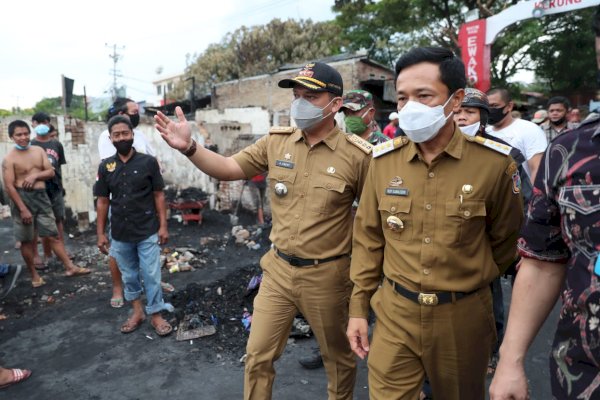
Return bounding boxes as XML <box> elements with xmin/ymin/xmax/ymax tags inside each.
<box><xmin>385</xmin><ymin>188</ymin><xmax>409</xmax><ymax>196</ymax></box>
<box><xmin>275</xmin><ymin>160</ymin><xmax>294</xmax><ymax>169</ymax></box>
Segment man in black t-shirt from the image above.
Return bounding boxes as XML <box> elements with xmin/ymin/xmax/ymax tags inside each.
<box><xmin>31</xmin><ymin>113</ymin><xmax>68</xmax><ymax>266</ymax></box>
<box><xmin>95</xmin><ymin>115</ymin><xmax>173</xmax><ymax>336</ymax></box>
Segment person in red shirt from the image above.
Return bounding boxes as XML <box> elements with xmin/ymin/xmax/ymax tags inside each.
<box><xmin>383</xmin><ymin>112</ymin><xmax>399</xmax><ymax>139</ymax></box>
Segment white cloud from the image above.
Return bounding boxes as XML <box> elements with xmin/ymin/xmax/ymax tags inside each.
<box><xmin>0</xmin><ymin>0</ymin><xmax>335</xmax><ymax>110</ymax></box>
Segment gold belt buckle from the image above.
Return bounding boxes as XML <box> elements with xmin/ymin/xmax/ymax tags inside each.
<box><xmin>418</xmin><ymin>293</ymin><xmax>439</xmax><ymax>306</ymax></box>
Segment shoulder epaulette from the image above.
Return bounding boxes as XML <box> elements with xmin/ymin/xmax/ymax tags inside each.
<box><xmin>373</xmin><ymin>136</ymin><xmax>409</xmax><ymax>158</ymax></box>
<box><xmin>466</xmin><ymin>134</ymin><xmax>512</xmax><ymax>156</ymax></box>
<box><xmin>269</xmin><ymin>126</ymin><xmax>295</xmax><ymax>135</ymax></box>
<box><xmin>345</xmin><ymin>134</ymin><xmax>373</xmax><ymax>154</ymax></box>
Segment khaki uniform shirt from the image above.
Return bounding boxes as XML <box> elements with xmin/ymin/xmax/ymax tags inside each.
<box><xmin>233</xmin><ymin>125</ymin><xmax>372</xmax><ymax>259</ymax></box>
<box><xmin>349</xmin><ymin>125</ymin><xmax>524</xmax><ymax>318</ymax></box>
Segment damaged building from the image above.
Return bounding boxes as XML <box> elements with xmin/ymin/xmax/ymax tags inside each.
<box><xmin>0</xmin><ymin>53</ymin><xmax>395</xmax><ymax>229</ymax></box>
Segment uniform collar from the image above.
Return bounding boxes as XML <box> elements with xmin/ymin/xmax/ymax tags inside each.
<box><xmin>406</xmin><ymin>124</ymin><xmax>464</xmax><ymax>162</ymax></box>
<box><xmin>294</xmin><ymin>124</ymin><xmax>341</xmax><ymax>151</ymax></box>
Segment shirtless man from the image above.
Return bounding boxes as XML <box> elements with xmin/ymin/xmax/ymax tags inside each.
<box><xmin>2</xmin><ymin>120</ymin><xmax>90</xmax><ymax>287</ymax></box>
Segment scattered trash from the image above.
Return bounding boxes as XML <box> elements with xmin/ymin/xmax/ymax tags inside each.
<box><xmin>300</xmin><ymin>379</ymin><xmax>309</xmax><ymax>385</ymax></box>
<box><xmin>241</xmin><ymin>308</ymin><xmax>252</xmax><ymax>331</ymax></box>
<box><xmin>289</xmin><ymin>317</ymin><xmax>312</xmax><ymax>338</ymax></box>
<box><xmin>176</xmin><ymin>312</ymin><xmax>217</xmax><ymax>341</ymax></box>
<box><xmin>245</xmin><ymin>274</ymin><xmax>262</xmax><ymax>296</ymax></box>
<box><xmin>163</xmin><ymin>250</ymin><xmax>196</xmax><ymax>273</ymax></box>
<box><xmin>216</xmin><ymin>287</ymin><xmax>222</xmax><ymax>296</ymax></box>
<box><xmin>239</xmin><ymin>354</ymin><xmax>247</xmax><ymax>363</ymax></box>
<box><xmin>0</xmin><ymin>314</ymin><xmax>7</xmax><ymax>320</ymax></box>
<box><xmin>145</xmin><ymin>335</ymin><xmax>154</xmax><ymax>340</ymax></box>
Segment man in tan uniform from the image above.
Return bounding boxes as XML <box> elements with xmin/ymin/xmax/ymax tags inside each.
<box><xmin>155</xmin><ymin>62</ymin><xmax>372</xmax><ymax>400</ymax></box>
<box><xmin>346</xmin><ymin>47</ymin><xmax>524</xmax><ymax>400</ymax></box>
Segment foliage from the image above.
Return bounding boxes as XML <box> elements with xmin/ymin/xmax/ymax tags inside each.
<box><xmin>173</xmin><ymin>18</ymin><xmax>347</xmax><ymax>99</ymax></box>
<box><xmin>331</xmin><ymin>0</ymin><xmax>596</xmax><ymax>91</ymax></box>
<box><xmin>526</xmin><ymin>8</ymin><xmax>597</xmax><ymax>93</ymax></box>
<box><xmin>33</xmin><ymin>95</ymin><xmax>101</xmax><ymax>121</ymax></box>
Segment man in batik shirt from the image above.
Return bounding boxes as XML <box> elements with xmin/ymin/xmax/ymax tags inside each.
<box><xmin>490</xmin><ymin>115</ymin><xmax>600</xmax><ymax>399</ymax></box>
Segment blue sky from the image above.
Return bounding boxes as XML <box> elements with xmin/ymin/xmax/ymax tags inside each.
<box><xmin>0</xmin><ymin>0</ymin><xmax>336</xmax><ymax>110</ymax></box>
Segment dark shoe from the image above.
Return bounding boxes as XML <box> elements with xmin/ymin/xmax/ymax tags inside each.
<box><xmin>0</xmin><ymin>264</ymin><xmax>22</xmax><ymax>299</ymax></box>
<box><xmin>298</xmin><ymin>349</ymin><xmax>323</xmax><ymax>369</ymax></box>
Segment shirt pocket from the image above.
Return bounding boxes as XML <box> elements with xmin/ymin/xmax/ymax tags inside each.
<box><xmin>268</xmin><ymin>169</ymin><xmax>297</xmax><ymax>206</ymax></box>
<box><xmin>309</xmin><ymin>174</ymin><xmax>347</xmax><ymax>214</ymax></box>
<box><xmin>378</xmin><ymin>196</ymin><xmax>413</xmax><ymax>241</ymax></box>
<box><xmin>557</xmin><ymin>185</ymin><xmax>600</xmax><ymax>255</ymax></box>
<box><xmin>444</xmin><ymin>199</ymin><xmax>487</xmax><ymax>246</ymax></box>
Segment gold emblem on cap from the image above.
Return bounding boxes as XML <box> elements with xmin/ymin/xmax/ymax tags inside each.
<box><xmin>327</xmin><ymin>166</ymin><xmax>336</xmax><ymax>174</ymax></box>
<box><xmin>284</xmin><ymin>153</ymin><xmax>292</xmax><ymax>160</ymax></box>
<box><xmin>386</xmin><ymin>216</ymin><xmax>404</xmax><ymax>232</ymax></box>
<box><xmin>462</xmin><ymin>184</ymin><xmax>473</xmax><ymax>194</ymax></box>
<box><xmin>389</xmin><ymin>176</ymin><xmax>403</xmax><ymax>187</ymax></box>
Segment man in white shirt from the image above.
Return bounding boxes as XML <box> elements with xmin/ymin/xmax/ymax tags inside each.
<box><xmin>98</xmin><ymin>98</ymin><xmax>156</xmax><ymax>159</ymax></box>
<box><xmin>97</xmin><ymin>98</ymin><xmax>168</xmax><ymax>309</ymax></box>
<box><xmin>485</xmin><ymin>88</ymin><xmax>547</xmax><ymax>182</ymax></box>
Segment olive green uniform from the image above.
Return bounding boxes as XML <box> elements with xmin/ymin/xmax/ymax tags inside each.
<box><xmin>233</xmin><ymin>125</ymin><xmax>372</xmax><ymax>400</ymax></box>
<box><xmin>349</xmin><ymin>126</ymin><xmax>524</xmax><ymax>400</ymax></box>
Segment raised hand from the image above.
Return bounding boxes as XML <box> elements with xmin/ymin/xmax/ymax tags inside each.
<box><xmin>154</xmin><ymin>106</ymin><xmax>192</xmax><ymax>151</ymax></box>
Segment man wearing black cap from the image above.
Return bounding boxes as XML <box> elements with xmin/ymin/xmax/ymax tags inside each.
<box><xmin>155</xmin><ymin>61</ymin><xmax>372</xmax><ymax>399</ymax></box>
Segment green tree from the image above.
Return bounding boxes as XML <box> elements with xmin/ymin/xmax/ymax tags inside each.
<box><xmin>173</xmin><ymin>18</ymin><xmax>346</xmax><ymax>99</ymax></box>
<box><xmin>527</xmin><ymin>8</ymin><xmax>597</xmax><ymax>93</ymax></box>
<box><xmin>332</xmin><ymin>1</ymin><xmax>596</xmax><ymax>90</ymax></box>
<box><xmin>33</xmin><ymin>95</ymin><xmax>100</xmax><ymax>121</ymax></box>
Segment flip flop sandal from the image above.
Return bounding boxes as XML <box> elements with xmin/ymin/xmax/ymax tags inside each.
<box><xmin>34</xmin><ymin>262</ymin><xmax>48</xmax><ymax>271</ymax></box>
<box><xmin>31</xmin><ymin>278</ymin><xmax>46</xmax><ymax>288</ymax></box>
<box><xmin>65</xmin><ymin>267</ymin><xmax>91</xmax><ymax>277</ymax></box>
<box><xmin>120</xmin><ymin>318</ymin><xmax>145</xmax><ymax>334</ymax></box>
<box><xmin>110</xmin><ymin>298</ymin><xmax>124</xmax><ymax>308</ymax></box>
<box><xmin>0</xmin><ymin>368</ymin><xmax>32</xmax><ymax>389</ymax></box>
<box><xmin>152</xmin><ymin>321</ymin><xmax>173</xmax><ymax>337</ymax></box>
<box><xmin>160</xmin><ymin>282</ymin><xmax>175</xmax><ymax>293</ymax></box>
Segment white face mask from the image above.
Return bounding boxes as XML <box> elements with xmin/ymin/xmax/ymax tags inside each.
<box><xmin>460</xmin><ymin>121</ymin><xmax>481</xmax><ymax>137</ymax></box>
<box><xmin>398</xmin><ymin>95</ymin><xmax>454</xmax><ymax>143</ymax></box>
<box><xmin>291</xmin><ymin>97</ymin><xmax>337</xmax><ymax>131</ymax></box>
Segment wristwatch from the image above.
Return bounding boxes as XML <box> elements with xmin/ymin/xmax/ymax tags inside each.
<box><xmin>180</xmin><ymin>139</ymin><xmax>197</xmax><ymax>157</ymax></box>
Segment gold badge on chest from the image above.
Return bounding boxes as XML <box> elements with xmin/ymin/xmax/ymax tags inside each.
<box><xmin>386</xmin><ymin>216</ymin><xmax>404</xmax><ymax>232</ymax></box>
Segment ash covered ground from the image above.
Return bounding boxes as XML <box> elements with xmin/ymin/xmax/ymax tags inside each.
<box><xmin>0</xmin><ymin>192</ymin><xmax>556</xmax><ymax>399</ymax></box>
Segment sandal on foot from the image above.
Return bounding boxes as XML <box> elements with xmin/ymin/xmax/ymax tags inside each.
<box><xmin>120</xmin><ymin>317</ymin><xmax>145</xmax><ymax>334</ymax></box>
<box><xmin>34</xmin><ymin>261</ymin><xmax>48</xmax><ymax>271</ymax></box>
<box><xmin>0</xmin><ymin>368</ymin><xmax>32</xmax><ymax>389</ymax></box>
<box><xmin>152</xmin><ymin>320</ymin><xmax>173</xmax><ymax>337</ymax></box>
<box><xmin>31</xmin><ymin>278</ymin><xmax>46</xmax><ymax>288</ymax></box>
<box><xmin>65</xmin><ymin>267</ymin><xmax>91</xmax><ymax>277</ymax></box>
<box><xmin>110</xmin><ymin>297</ymin><xmax>124</xmax><ymax>308</ymax></box>
<box><xmin>160</xmin><ymin>282</ymin><xmax>175</xmax><ymax>293</ymax></box>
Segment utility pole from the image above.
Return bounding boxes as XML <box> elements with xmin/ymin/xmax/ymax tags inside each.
<box><xmin>186</xmin><ymin>76</ymin><xmax>196</xmax><ymax>114</ymax></box>
<box><xmin>105</xmin><ymin>43</ymin><xmax>125</xmax><ymax>100</ymax></box>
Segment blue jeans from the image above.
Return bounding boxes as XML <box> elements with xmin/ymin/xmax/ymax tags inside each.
<box><xmin>110</xmin><ymin>233</ymin><xmax>173</xmax><ymax>315</ymax></box>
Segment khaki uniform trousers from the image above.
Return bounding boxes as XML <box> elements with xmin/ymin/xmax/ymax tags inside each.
<box><xmin>367</xmin><ymin>280</ymin><xmax>496</xmax><ymax>400</ymax></box>
<box><xmin>244</xmin><ymin>249</ymin><xmax>356</xmax><ymax>400</ymax></box>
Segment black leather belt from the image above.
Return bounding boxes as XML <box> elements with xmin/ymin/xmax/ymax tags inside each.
<box><xmin>386</xmin><ymin>277</ymin><xmax>477</xmax><ymax>306</ymax></box>
<box><xmin>275</xmin><ymin>249</ymin><xmax>346</xmax><ymax>267</ymax></box>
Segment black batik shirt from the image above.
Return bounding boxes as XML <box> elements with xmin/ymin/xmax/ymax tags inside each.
<box><xmin>518</xmin><ymin>116</ymin><xmax>600</xmax><ymax>397</ymax></box>
<box><xmin>94</xmin><ymin>151</ymin><xmax>164</xmax><ymax>242</ymax></box>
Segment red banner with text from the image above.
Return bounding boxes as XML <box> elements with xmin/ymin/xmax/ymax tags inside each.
<box><xmin>458</xmin><ymin>19</ymin><xmax>491</xmax><ymax>92</ymax></box>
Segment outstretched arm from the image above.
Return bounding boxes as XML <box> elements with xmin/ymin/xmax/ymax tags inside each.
<box><xmin>154</xmin><ymin>106</ymin><xmax>246</xmax><ymax>181</ymax></box>
<box><xmin>489</xmin><ymin>258</ymin><xmax>565</xmax><ymax>400</ymax></box>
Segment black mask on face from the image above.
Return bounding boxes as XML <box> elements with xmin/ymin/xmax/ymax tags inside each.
<box><xmin>114</xmin><ymin>139</ymin><xmax>134</xmax><ymax>155</ymax></box>
<box><xmin>127</xmin><ymin>113</ymin><xmax>140</xmax><ymax>128</ymax></box>
<box><xmin>550</xmin><ymin>116</ymin><xmax>567</xmax><ymax>126</ymax></box>
<box><xmin>488</xmin><ymin>106</ymin><xmax>509</xmax><ymax>125</ymax></box>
